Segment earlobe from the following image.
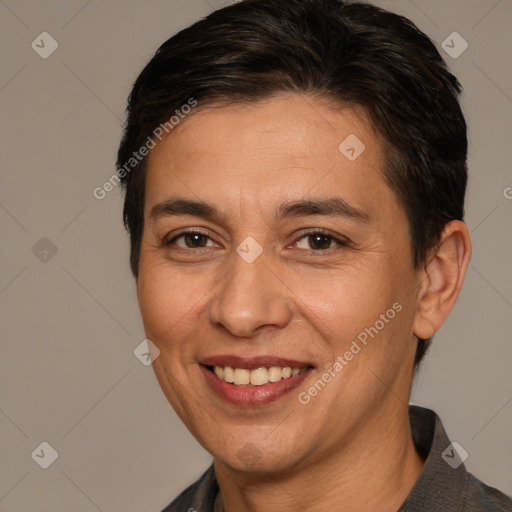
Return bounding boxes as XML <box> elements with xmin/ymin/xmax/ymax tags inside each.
<box><xmin>412</xmin><ymin>220</ymin><xmax>472</xmax><ymax>340</ymax></box>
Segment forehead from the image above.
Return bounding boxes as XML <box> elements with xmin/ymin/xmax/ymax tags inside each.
<box><xmin>144</xmin><ymin>94</ymin><xmax>400</xmax><ymax>223</ymax></box>
<box><xmin>150</xmin><ymin>95</ymin><xmax>378</xmax><ymax>165</ymax></box>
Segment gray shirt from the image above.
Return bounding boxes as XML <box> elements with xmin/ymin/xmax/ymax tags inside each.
<box><xmin>162</xmin><ymin>406</ymin><xmax>512</xmax><ymax>511</ymax></box>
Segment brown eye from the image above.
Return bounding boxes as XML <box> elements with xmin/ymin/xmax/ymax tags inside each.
<box><xmin>294</xmin><ymin>231</ymin><xmax>349</xmax><ymax>251</ymax></box>
<box><xmin>183</xmin><ymin>233</ymin><xmax>208</xmax><ymax>248</ymax></box>
<box><xmin>166</xmin><ymin>231</ymin><xmax>216</xmax><ymax>249</ymax></box>
<box><xmin>296</xmin><ymin>233</ymin><xmax>336</xmax><ymax>250</ymax></box>
<box><xmin>307</xmin><ymin>234</ymin><xmax>334</xmax><ymax>250</ymax></box>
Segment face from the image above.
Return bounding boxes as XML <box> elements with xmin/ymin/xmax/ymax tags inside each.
<box><xmin>137</xmin><ymin>94</ymin><xmax>422</xmax><ymax>474</ymax></box>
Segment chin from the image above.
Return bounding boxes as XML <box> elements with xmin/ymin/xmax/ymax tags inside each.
<box><xmin>207</xmin><ymin>429</ymin><xmax>307</xmax><ymax>475</ymax></box>
<box><xmin>216</xmin><ymin>448</ymin><xmax>301</xmax><ymax>475</ymax></box>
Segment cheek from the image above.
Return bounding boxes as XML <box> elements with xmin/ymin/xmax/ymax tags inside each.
<box><xmin>136</xmin><ymin>265</ymin><xmax>202</xmax><ymax>353</ymax></box>
<box><xmin>286</xmin><ymin>262</ymin><xmax>397</xmax><ymax>346</ymax></box>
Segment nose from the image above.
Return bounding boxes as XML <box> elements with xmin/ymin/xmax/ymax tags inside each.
<box><xmin>208</xmin><ymin>250</ymin><xmax>293</xmax><ymax>338</ymax></box>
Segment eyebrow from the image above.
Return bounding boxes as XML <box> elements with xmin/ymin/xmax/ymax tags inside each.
<box><xmin>149</xmin><ymin>197</ymin><xmax>369</xmax><ymax>223</ymax></box>
<box><xmin>277</xmin><ymin>197</ymin><xmax>369</xmax><ymax>222</ymax></box>
<box><xmin>150</xmin><ymin>198</ymin><xmax>219</xmax><ymax>221</ymax></box>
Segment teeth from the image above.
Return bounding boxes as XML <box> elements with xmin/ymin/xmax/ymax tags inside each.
<box><xmin>224</xmin><ymin>366</ymin><xmax>235</xmax><ymax>383</ymax></box>
<box><xmin>212</xmin><ymin>365</ymin><xmax>306</xmax><ymax>386</ymax></box>
<box><xmin>250</xmin><ymin>367</ymin><xmax>268</xmax><ymax>385</ymax></box>
<box><xmin>268</xmin><ymin>366</ymin><xmax>282</xmax><ymax>382</ymax></box>
<box><xmin>234</xmin><ymin>368</ymin><xmax>250</xmax><ymax>385</ymax></box>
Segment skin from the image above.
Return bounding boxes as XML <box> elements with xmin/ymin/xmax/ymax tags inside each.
<box><xmin>136</xmin><ymin>94</ymin><xmax>471</xmax><ymax>512</ymax></box>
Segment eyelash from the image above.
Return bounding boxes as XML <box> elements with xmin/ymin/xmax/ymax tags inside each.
<box><xmin>163</xmin><ymin>229</ymin><xmax>350</xmax><ymax>252</ymax></box>
<box><xmin>295</xmin><ymin>229</ymin><xmax>350</xmax><ymax>251</ymax></box>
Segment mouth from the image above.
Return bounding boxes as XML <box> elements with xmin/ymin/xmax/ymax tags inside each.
<box><xmin>199</xmin><ymin>356</ymin><xmax>314</xmax><ymax>406</ymax></box>
<box><xmin>207</xmin><ymin>365</ymin><xmax>308</xmax><ymax>386</ymax></box>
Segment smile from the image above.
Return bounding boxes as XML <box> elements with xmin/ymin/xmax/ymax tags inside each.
<box><xmin>199</xmin><ymin>356</ymin><xmax>314</xmax><ymax>406</ymax></box>
<box><xmin>209</xmin><ymin>365</ymin><xmax>307</xmax><ymax>386</ymax></box>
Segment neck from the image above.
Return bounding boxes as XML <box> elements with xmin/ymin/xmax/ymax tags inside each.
<box><xmin>214</xmin><ymin>405</ymin><xmax>424</xmax><ymax>512</ymax></box>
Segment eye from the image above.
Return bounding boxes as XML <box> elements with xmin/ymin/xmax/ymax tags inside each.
<box><xmin>294</xmin><ymin>231</ymin><xmax>347</xmax><ymax>251</ymax></box>
<box><xmin>166</xmin><ymin>231</ymin><xmax>218</xmax><ymax>249</ymax></box>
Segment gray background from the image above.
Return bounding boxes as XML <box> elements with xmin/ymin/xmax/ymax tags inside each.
<box><xmin>1</xmin><ymin>0</ymin><xmax>511</xmax><ymax>510</ymax></box>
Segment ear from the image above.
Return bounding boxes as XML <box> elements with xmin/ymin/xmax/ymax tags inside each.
<box><xmin>413</xmin><ymin>220</ymin><xmax>472</xmax><ymax>340</ymax></box>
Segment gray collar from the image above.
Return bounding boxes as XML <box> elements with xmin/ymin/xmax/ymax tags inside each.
<box><xmin>162</xmin><ymin>406</ymin><xmax>510</xmax><ymax>511</ymax></box>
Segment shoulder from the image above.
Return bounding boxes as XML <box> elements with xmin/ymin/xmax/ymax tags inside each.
<box><xmin>462</xmin><ymin>473</ymin><xmax>512</xmax><ymax>512</ymax></box>
<box><xmin>401</xmin><ymin>406</ymin><xmax>512</xmax><ymax>511</ymax></box>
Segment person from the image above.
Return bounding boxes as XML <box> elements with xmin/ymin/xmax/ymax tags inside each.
<box><xmin>116</xmin><ymin>0</ymin><xmax>512</xmax><ymax>510</ymax></box>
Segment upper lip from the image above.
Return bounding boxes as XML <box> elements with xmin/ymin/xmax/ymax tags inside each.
<box><xmin>200</xmin><ymin>355</ymin><xmax>313</xmax><ymax>370</ymax></box>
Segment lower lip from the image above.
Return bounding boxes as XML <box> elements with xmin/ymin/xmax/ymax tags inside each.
<box><xmin>200</xmin><ymin>365</ymin><xmax>313</xmax><ymax>406</ymax></box>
